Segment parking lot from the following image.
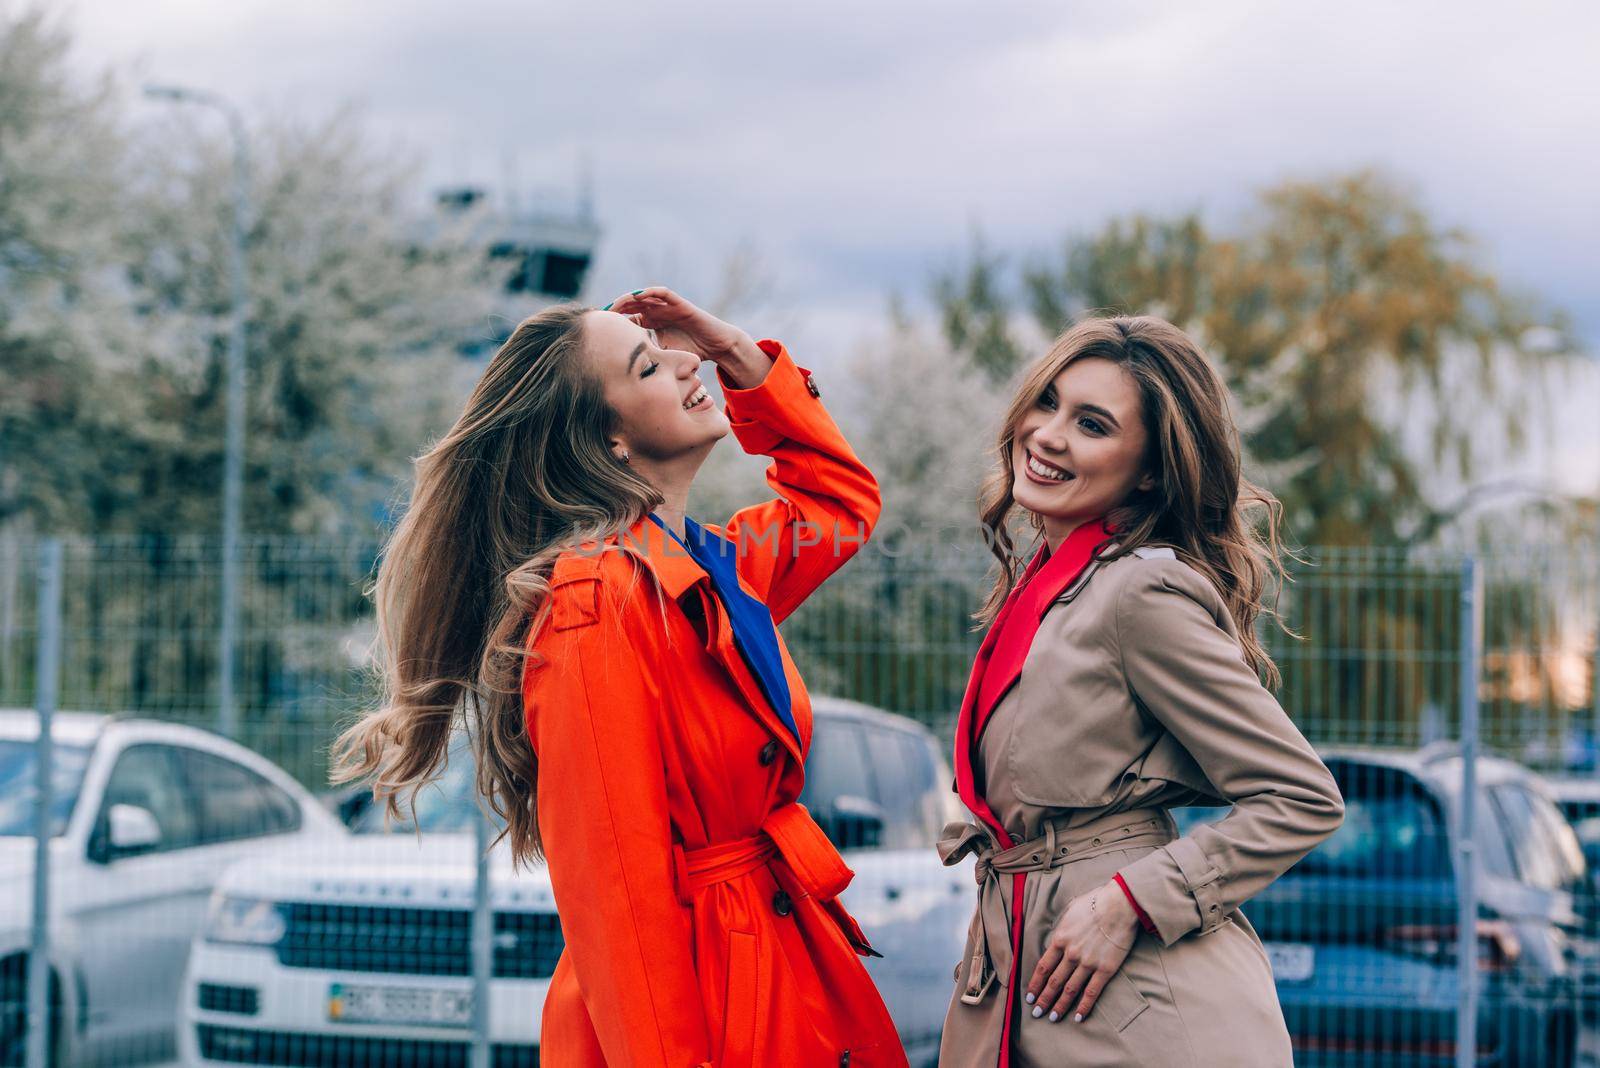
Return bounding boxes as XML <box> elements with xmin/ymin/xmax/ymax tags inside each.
<box><xmin>7</xmin><ymin>539</ymin><xmax>1600</xmax><ymax>1067</ymax></box>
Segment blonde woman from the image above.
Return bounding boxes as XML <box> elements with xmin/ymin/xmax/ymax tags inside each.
<box><xmin>938</xmin><ymin>316</ymin><xmax>1345</xmax><ymax>1066</ymax></box>
<box><xmin>335</xmin><ymin>289</ymin><xmax>906</xmax><ymax>1067</ymax></box>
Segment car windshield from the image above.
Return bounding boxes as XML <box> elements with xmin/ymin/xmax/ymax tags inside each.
<box><xmin>1562</xmin><ymin>799</ymin><xmax>1600</xmax><ymax>828</ymax></box>
<box><xmin>0</xmin><ymin>739</ymin><xmax>95</xmax><ymax>837</ymax></box>
<box><xmin>1174</xmin><ymin>765</ymin><xmax>1451</xmax><ymax>880</ymax></box>
<box><xmin>351</xmin><ymin>749</ymin><xmax>503</xmax><ymax>835</ymax></box>
<box><xmin>1294</xmin><ymin>791</ymin><xmax>1451</xmax><ymax>878</ymax></box>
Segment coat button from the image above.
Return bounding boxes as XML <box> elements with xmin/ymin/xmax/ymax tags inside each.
<box><xmin>758</xmin><ymin>740</ymin><xmax>780</xmax><ymax>766</ymax></box>
<box><xmin>772</xmin><ymin>890</ymin><xmax>793</xmax><ymax>917</ymax></box>
<box><xmin>839</xmin><ymin>1052</ymin><xmax>851</xmax><ymax>1067</ymax></box>
<box><xmin>806</xmin><ymin>374</ymin><xmax>822</xmax><ymax>398</ymax></box>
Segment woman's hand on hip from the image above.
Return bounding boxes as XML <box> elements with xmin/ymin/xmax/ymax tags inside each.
<box><xmin>604</xmin><ymin>287</ymin><xmax>770</xmax><ymax>388</ymax></box>
<box><xmin>1025</xmin><ymin>881</ymin><xmax>1142</xmax><ymax>1023</ymax></box>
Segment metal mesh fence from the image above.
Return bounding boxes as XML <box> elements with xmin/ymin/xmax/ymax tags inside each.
<box><xmin>3</xmin><ymin>533</ymin><xmax>1597</xmax><ymax>1066</ymax></box>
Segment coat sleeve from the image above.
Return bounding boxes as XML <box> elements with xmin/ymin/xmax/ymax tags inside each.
<box><xmin>1112</xmin><ymin>559</ymin><xmax>1345</xmax><ymax>948</ymax></box>
<box><xmin>713</xmin><ymin>340</ymin><xmax>881</xmax><ymax>624</ymax></box>
<box><xmin>525</xmin><ymin>568</ymin><xmax>713</xmax><ymax>1067</ymax></box>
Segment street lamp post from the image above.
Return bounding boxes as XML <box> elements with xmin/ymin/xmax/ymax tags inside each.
<box><xmin>144</xmin><ymin>84</ymin><xmax>250</xmax><ymax>740</ymax></box>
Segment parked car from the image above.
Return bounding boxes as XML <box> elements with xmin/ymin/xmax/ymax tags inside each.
<box><xmin>1546</xmin><ymin>776</ymin><xmax>1600</xmax><ymax>881</ymax></box>
<box><xmin>0</xmin><ymin>708</ymin><xmax>348</xmax><ymax>1067</ymax></box>
<box><xmin>181</xmin><ymin>697</ymin><xmax>969</xmax><ymax>1067</ymax></box>
<box><xmin>1544</xmin><ymin>775</ymin><xmax>1600</xmax><ymax>1020</ymax></box>
<box><xmin>1177</xmin><ymin>746</ymin><xmax>1587</xmax><ymax>1067</ymax></box>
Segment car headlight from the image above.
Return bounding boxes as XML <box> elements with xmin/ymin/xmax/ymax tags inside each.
<box><xmin>205</xmin><ymin>894</ymin><xmax>286</xmax><ymax>947</ymax></box>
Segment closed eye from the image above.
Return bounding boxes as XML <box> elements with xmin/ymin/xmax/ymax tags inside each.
<box><xmin>640</xmin><ymin>359</ymin><xmax>659</xmax><ymax>378</ymax></box>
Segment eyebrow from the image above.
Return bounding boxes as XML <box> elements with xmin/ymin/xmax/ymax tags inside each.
<box><xmin>1075</xmin><ymin>402</ymin><xmax>1122</xmax><ymax>429</ymax></box>
<box><xmin>1043</xmin><ymin>378</ymin><xmax>1120</xmax><ymax>428</ymax></box>
<box><xmin>626</xmin><ymin>340</ymin><xmax>647</xmax><ymax>374</ymax></box>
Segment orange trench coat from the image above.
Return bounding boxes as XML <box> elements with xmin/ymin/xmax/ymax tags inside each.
<box><xmin>522</xmin><ymin>341</ymin><xmax>908</xmax><ymax>1068</ymax></box>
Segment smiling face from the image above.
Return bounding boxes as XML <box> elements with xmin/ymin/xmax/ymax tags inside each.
<box><xmin>583</xmin><ymin>309</ymin><xmax>729</xmax><ymax>470</ymax></box>
<box><xmin>1011</xmin><ymin>355</ymin><xmax>1155</xmax><ymax>548</ymax></box>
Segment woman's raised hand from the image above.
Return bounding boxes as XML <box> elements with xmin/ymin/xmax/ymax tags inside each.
<box><xmin>1024</xmin><ymin>882</ymin><xmax>1142</xmax><ymax>1024</ymax></box>
<box><xmin>605</xmin><ymin>286</ymin><xmax>741</xmax><ymax>358</ymax></box>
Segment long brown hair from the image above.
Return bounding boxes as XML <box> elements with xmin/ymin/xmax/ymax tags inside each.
<box><xmin>330</xmin><ymin>304</ymin><xmax>660</xmax><ymax>866</ymax></box>
<box><xmin>976</xmin><ymin>315</ymin><xmax>1296</xmax><ymax>686</ymax></box>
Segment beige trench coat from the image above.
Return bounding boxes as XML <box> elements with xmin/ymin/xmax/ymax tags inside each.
<box><xmin>938</xmin><ymin>545</ymin><xmax>1345</xmax><ymax>1068</ymax></box>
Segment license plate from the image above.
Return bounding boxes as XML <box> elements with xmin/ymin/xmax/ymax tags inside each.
<box><xmin>328</xmin><ymin>982</ymin><xmax>472</xmax><ymax>1027</ymax></box>
<box><xmin>1264</xmin><ymin>942</ymin><xmax>1315</xmax><ymax>983</ymax></box>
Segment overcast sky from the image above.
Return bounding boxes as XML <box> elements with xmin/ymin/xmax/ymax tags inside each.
<box><xmin>64</xmin><ymin>0</ymin><xmax>1600</xmax><ymax>491</ymax></box>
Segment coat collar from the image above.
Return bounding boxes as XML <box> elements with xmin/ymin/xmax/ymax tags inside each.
<box><xmin>604</xmin><ymin>513</ymin><xmax>808</xmax><ymax>764</ymax></box>
<box><xmin>1052</xmin><ymin>550</ymin><xmax>1111</xmax><ymax>606</ymax></box>
<box><xmin>1047</xmin><ymin>540</ymin><xmax>1179</xmax><ymax>606</ymax></box>
<box><xmin>611</xmin><ymin>513</ymin><xmax>708</xmax><ymax>600</ymax></box>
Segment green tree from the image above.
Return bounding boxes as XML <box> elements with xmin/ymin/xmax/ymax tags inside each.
<box><xmin>0</xmin><ymin>10</ymin><xmax>500</xmax><ymax>767</ymax></box>
<box><xmin>0</xmin><ymin>8</ymin><xmax>497</xmax><ymax>537</ymax></box>
<box><xmin>106</xmin><ymin>109</ymin><xmax>493</xmax><ymax>535</ymax></box>
<box><xmin>0</xmin><ymin>7</ymin><xmax>128</xmax><ymax>533</ymax></box>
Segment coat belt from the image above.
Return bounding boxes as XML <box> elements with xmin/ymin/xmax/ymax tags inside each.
<box><xmin>936</xmin><ymin>806</ymin><xmax>1175</xmax><ymax>1005</ymax></box>
<box><xmin>669</xmin><ymin>801</ymin><xmax>881</xmax><ymax>958</ymax></box>
<box><xmin>671</xmin><ymin>801</ymin><xmax>853</xmax><ymax>906</ymax></box>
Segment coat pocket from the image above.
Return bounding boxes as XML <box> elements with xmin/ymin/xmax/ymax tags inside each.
<box><xmin>1100</xmin><ymin>970</ymin><xmax>1151</xmax><ymax>1033</ymax></box>
<box><xmin>720</xmin><ymin>930</ymin><xmax>762</xmax><ymax>1067</ymax></box>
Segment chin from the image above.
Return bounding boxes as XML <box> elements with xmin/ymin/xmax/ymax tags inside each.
<box><xmin>692</xmin><ymin>421</ymin><xmax>731</xmax><ymax>452</ymax></box>
<box><xmin>1013</xmin><ymin>474</ymin><xmax>1084</xmax><ymax>526</ymax></box>
<box><xmin>1012</xmin><ymin>473</ymin><xmax>1051</xmax><ymax>514</ymax></box>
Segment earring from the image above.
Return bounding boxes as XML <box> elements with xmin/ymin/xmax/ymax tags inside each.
<box><xmin>618</xmin><ymin>449</ymin><xmax>630</xmax><ymax>464</ymax></box>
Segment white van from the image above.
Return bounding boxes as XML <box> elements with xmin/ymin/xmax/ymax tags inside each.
<box><xmin>0</xmin><ymin>709</ymin><xmax>347</xmax><ymax>1066</ymax></box>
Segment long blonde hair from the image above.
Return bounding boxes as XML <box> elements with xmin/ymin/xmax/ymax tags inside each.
<box><xmin>331</xmin><ymin>304</ymin><xmax>660</xmax><ymax>866</ymax></box>
<box><xmin>977</xmin><ymin>315</ymin><xmax>1295</xmax><ymax>686</ymax></box>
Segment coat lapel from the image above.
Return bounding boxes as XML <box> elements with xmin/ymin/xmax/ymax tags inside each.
<box><xmin>953</xmin><ymin>520</ymin><xmax>1117</xmax><ymax>827</ymax></box>
<box><xmin>950</xmin><ymin>542</ymin><xmax>1055</xmax><ymax>832</ymax></box>
<box><xmin>613</xmin><ymin>517</ymin><xmax>806</xmax><ymax>766</ymax></box>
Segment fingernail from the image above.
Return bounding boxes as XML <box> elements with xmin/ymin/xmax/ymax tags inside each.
<box><xmin>600</xmin><ymin>302</ymin><xmax>613</xmax><ymax>311</ymax></box>
<box><xmin>631</xmin><ymin>289</ymin><xmax>643</xmax><ymax>295</ymax></box>
<box><xmin>1031</xmin><ymin>1006</ymin><xmax>1043</xmax><ymax>1018</ymax></box>
<box><xmin>1024</xmin><ymin>992</ymin><xmax>1035</xmax><ymax>1005</ymax></box>
<box><xmin>1048</xmin><ymin>1011</ymin><xmax>1059</xmax><ymax>1023</ymax></box>
<box><xmin>1074</xmin><ymin>1013</ymin><xmax>1084</xmax><ymax>1023</ymax></box>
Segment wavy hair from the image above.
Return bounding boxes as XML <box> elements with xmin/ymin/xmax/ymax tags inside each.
<box><xmin>330</xmin><ymin>304</ymin><xmax>660</xmax><ymax>867</ymax></box>
<box><xmin>976</xmin><ymin>315</ymin><xmax>1296</xmax><ymax>686</ymax></box>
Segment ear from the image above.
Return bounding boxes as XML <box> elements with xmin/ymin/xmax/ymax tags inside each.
<box><xmin>1136</xmin><ymin>472</ymin><xmax>1157</xmax><ymax>493</ymax></box>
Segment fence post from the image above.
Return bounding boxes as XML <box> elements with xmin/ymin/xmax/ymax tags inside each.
<box><xmin>1455</xmin><ymin>554</ymin><xmax>1482</xmax><ymax>1068</ymax></box>
<box><xmin>28</xmin><ymin>539</ymin><xmax>62</xmax><ymax>1068</ymax></box>
<box><xmin>471</xmin><ymin>799</ymin><xmax>492</xmax><ymax>1068</ymax></box>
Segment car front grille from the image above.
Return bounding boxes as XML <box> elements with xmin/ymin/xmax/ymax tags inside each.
<box><xmin>198</xmin><ymin>982</ymin><xmax>260</xmax><ymax>1016</ymax></box>
<box><xmin>197</xmin><ymin>1025</ymin><xmax>538</xmax><ymax>1068</ymax></box>
<box><xmin>276</xmin><ymin>903</ymin><xmax>563</xmax><ymax>980</ymax></box>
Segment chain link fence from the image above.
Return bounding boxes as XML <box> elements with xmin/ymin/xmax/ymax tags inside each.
<box><xmin>3</xmin><ymin>533</ymin><xmax>1597</xmax><ymax>1067</ymax></box>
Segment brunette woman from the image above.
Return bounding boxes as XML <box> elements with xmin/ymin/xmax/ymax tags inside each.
<box><xmin>938</xmin><ymin>315</ymin><xmax>1345</xmax><ymax>1067</ymax></box>
<box><xmin>334</xmin><ymin>289</ymin><xmax>906</xmax><ymax>1067</ymax></box>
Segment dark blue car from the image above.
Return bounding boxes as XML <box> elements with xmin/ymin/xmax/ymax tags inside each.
<box><xmin>1177</xmin><ymin>746</ymin><xmax>1587</xmax><ymax>1067</ymax></box>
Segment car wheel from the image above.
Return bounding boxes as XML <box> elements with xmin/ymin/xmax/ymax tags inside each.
<box><xmin>0</xmin><ymin>955</ymin><xmax>63</xmax><ymax>1068</ymax></box>
<box><xmin>1547</xmin><ymin>1008</ymin><xmax>1579</xmax><ymax>1068</ymax></box>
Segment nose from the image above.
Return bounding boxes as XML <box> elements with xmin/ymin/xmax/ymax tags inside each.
<box><xmin>1031</xmin><ymin>412</ymin><xmax>1070</xmax><ymax>455</ymax></box>
<box><xmin>678</xmin><ymin>350</ymin><xmax>703</xmax><ymax>375</ymax></box>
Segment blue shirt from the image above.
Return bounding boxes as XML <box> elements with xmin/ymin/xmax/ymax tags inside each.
<box><xmin>648</xmin><ymin>512</ymin><xmax>797</xmax><ymax>744</ymax></box>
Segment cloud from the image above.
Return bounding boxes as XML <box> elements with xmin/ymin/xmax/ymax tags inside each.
<box><xmin>66</xmin><ymin>0</ymin><xmax>1600</xmax><ymax>366</ymax></box>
